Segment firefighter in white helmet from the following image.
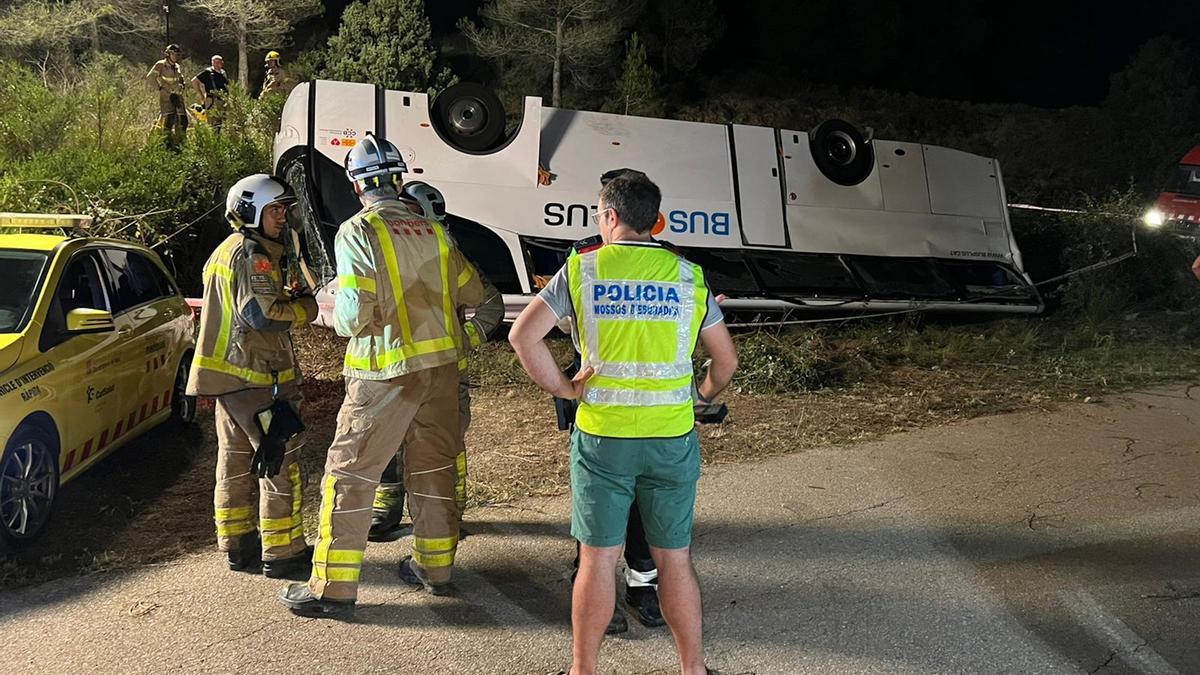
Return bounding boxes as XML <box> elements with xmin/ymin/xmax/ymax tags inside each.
<box><xmin>278</xmin><ymin>134</ymin><xmax>485</xmax><ymax>618</ymax></box>
<box><xmin>368</xmin><ymin>181</ymin><xmax>506</xmax><ymax>542</ymax></box>
<box><xmin>186</xmin><ymin>174</ymin><xmax>318</xmax><ymax>580</ymax></box>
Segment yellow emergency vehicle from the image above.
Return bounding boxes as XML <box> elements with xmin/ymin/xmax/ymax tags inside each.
<box><xmin>0</xmin><ymin>214</ymin><xmax>196</xmax><ymax>551</ymax></box>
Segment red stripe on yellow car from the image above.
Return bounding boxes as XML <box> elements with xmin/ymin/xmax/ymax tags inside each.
<box><xmin>62</xmin><ymin>389</ymin><xmax>177</xmax><ymax>477</ymax></box>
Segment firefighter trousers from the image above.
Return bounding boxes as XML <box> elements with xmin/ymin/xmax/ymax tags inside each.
<box><xmin>213</xmin><ymin>385</ymin><xmax>306</xmax><ymax>560</ymax></box>
<box><xmin>310</xmin><ymin>363</ymin><xmax>461</xmax><ymax>601</ymax></box>
<box><xmin>374</xmin><ymin>372</ymin><xmax>471</xmax><ymax>519</ymax></box>
<box><xmin>158</xmin><ymin>91</ymin><xmax>188</xmax><ymax>140</ymax></box>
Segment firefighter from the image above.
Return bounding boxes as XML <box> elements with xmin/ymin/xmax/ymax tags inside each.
<box><xmin>191</xmin><ymin>54</ymin><xmax>229</xmax><ymax>132</ymax></box>
<box><xmin>146</xmin><ymin>44</ymin><xmax>188</xmax><ymax>147</ymax></box>
<box><xmin>278</xmin><ymin>134</ymin><xmax>486</xmax><ymax>618</ymax></box>
<box><xmin>186</xmin><ymin>174</ymin><xmax>318</xmax><ymax>580</ymax></box>
<box><xmin>368</xmin><ymin>181</ymin><xmax>506</xmax><ymax>542</ymax></box>
<box><xmin>260</xmin><ymin>50</ymin><xmax>288</xmax><ymax>99</ymax></box>
<box><xmin>509</xmin><ymin>171</ymin><xmax>737</xmax><ymax>675</ymax></box>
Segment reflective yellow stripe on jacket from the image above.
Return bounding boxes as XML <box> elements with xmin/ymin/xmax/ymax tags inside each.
<box><xmin>567</xmin><ymin>244</ymin><xmax>707</xmax><ymax>438</ymax></box>
<box><xmin>191</xmin><ymin>234</ymin><xmax>299</xmax><ymax>390</ymax></box>
<box><xmin>336</xmin><ymin>203</ymin><xmax>468</xmax><ymax>379</ymax></box>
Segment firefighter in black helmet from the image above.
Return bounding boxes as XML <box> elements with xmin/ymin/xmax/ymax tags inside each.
<box><xmin>146</xmin><ymin>44</ymin><xmax>188</xmax><ymax>148</ymax></box>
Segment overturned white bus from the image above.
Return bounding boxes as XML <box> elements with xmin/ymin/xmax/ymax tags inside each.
<box><xmin>273</xmin><ymin>81</ymin><xmax>1042</xmax><ymax>323</ymax></box>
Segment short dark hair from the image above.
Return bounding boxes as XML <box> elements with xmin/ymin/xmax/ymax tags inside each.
<box><xmin>599</xmin><ymin>173</ymin><xmax>661</xmax><ymax>233</ymax></box>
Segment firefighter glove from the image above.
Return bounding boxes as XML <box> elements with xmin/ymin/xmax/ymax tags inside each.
<box><xmin>252</xmin><ymin>399</ymin><xmax>306</xmax><ymax>478</ymax></box>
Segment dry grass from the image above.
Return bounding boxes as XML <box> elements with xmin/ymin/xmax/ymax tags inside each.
<box><xmin>5</xmin><ymin>312</ymin><xmax>1200</xmax><ymax>587</ymax></box>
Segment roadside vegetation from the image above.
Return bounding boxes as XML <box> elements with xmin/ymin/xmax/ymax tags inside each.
<box><xmin>3</xmin><ymin>0</ymin><xmax>1200</xmax><ymax>585</ymax></box>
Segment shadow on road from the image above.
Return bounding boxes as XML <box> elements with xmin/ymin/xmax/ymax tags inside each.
<box><xmin>0</xmin><ymin>415</ymin><xmax>214</xmax><ymax>590</ymax></box>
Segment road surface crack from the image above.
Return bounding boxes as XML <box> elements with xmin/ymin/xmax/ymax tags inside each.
<box><xmin>203</xmin><ymin>620</ymin><xmax>277</xmax><ymax>649</ymax></box>
<box><xmin>1134</xmin><ymin>482</ymin><xmax>1165</xmax><ymax>498</ymax></box>
<box><xmin>802</xmin><ymin>494</ymin><xmax>910</xmax><ymax>523</ymax></box>
<box><xmin>1088</xmin><ymin>650</ymin><xmax>1118</xmax><ymax>674</ymax></box>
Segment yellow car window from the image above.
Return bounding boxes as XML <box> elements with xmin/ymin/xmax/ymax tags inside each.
<box><xmin>0</xmin><ymin>250</ymin><xmax>48</xmax><ymax>333</ymax></box>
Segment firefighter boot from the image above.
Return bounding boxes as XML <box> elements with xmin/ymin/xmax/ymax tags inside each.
<box><xmin>278</xmin><ymin>582</ymin><xmax>355</xmax><ymax>620</ymax></box>
<box><xmin>398</xmin><ymin>555</ymin><xmax>453</xmax><ymax>596</ymax></box>
<box><xmin>263</xmin><ymin>545</ymin><xmax>314</xmax><ymax>581</ymax></box>
<box><xmin>607</xmin><ymin>604</ymin><xmax>629</xmax><ymax>635</ymax></box>
<box><xmin>227</xmin><ymin>532</ymin><xmax>262</xmax><ymax>573</ymax></box>
<box><xmin>368</xmin><ymin>460</ymin><xmax>410</xmax><ymax>542</ymax></box>
<box><xmin>368</xmin><ymin>495</ymin><xmax>409</xmax><ymax>541</ymax></box>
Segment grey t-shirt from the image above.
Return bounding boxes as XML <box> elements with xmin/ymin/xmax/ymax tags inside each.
<box><xmin>536</xmin><ymin>249</ymin><xmax>724</xmax><ymax>330</ymax></box>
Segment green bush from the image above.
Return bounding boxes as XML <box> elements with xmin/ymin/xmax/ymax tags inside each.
<box><xmin>728</xmin><ymin>331</ymin><xmax>842</xmax><ymax>393</ymax></box>
<box><xmin>0</xmin><ymin>55</ymin><xmax>275</xmax><ymax>292</ymax></box>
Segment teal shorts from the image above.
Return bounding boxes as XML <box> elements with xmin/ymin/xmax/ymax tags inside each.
<box><xmin>570</xmin><ymin>428</ymin><xmax>701</xmax><ymax>550</ymax></box>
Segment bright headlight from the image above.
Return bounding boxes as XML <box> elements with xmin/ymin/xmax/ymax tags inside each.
<box><xmin>1144</xmin><ymin>209</ymin><xmax>1165</xmax><ymax>228</ymax></box>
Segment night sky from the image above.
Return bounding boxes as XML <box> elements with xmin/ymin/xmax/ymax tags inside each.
<box><xmin>318</xmin><ymin>0</ymin><xmax>1200</xmax><ymax>108</ymax></box>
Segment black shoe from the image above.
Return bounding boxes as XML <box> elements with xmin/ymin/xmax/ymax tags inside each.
<box><xmin>625</xmin><ymin>585</ymin><xmax>666</xmax><ymax>628</ymax></box>
<box><xmin>227</xmin><ymin>533</ymin><xmax>262</xmax><ymax>573</ymax></box>
<box><xmin>368</xmin><ymin>505</ymin><xmax>412</xmax><ymax>542</ymax></box>
<box><xmin>398</xmin><ymin>555</ymin><xmax>452</xmax><ymax>596</ymax></box>
<box><xmin>263</xmin><ymin>546</ymin><xmax>313</xmax><ymax>580</ymax></box>
<box><xmin>606</xmin><ymin>604</ymin><xmax>629</xmax><ymax>635</ymax></box>
<box><xmin>278</xmin><ymin>582</ymin><xmax>355</xmax><ymax>619</ymax></box>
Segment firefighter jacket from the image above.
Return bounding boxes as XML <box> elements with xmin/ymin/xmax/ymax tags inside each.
<box><xmin>567</xmin><ymin>241</ymin><xmax>709</xmax><ymax>438</ymax></box>
<box><xmin>260</xmin><ymin>65</ymin><xmax>288</xmax><ymax>98</ymax></box>
<box><xmin>334</xmin><ymin>199</ymin><xmax>485</xmax><ymax>381</ymax></box>
<box><xmin>146</xmin><ymin>59</ymin><xmax>185</xmax><ymax>95</ymax></box>
<box><xmin>186</xmin><ymin>230</ymin><xmax>317</xmax><ymax>396</ymax></box>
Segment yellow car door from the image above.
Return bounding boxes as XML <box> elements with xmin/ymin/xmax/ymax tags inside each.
<box><xmin>37</xmin><ymin>249</ymin><xmax>130</xmax><ymax>480</ymax></box>
<box><xmin>96</xmin><ymin>247</ymin><xmax>182</xmax><ymax>432</ymax></box>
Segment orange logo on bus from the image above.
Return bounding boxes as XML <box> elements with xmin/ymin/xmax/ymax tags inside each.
<box><xmin>652</xmin><ymin>212</ymin><xmax>666</xmax><ymax>235</ymax></box>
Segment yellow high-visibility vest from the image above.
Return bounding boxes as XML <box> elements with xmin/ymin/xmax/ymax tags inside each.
<box><xmin>567</xmin><ymin>242</ymin><xmax>707</xmax><ymax>438</ymax></box>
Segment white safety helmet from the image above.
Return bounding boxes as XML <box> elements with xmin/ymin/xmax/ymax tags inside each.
<box><xmin>225</xmin><ymin>174</ymin><xmax>296</xmax><ymax>230</ymax></box>
<box><xmin>344</xmin><ymin>132</ymin><xmax>407</xmax><ymax>191</ymax></box>
<box><xmin>401</xmin><ymin>181</ymin><xmax>446</xmax><ymax>220</ymax></box>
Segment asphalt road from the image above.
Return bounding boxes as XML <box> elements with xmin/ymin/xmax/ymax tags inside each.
<box><xmin>2</xmin><ymin>386</ymin><xmax>1198</xmax><ymax>674</ymax></box>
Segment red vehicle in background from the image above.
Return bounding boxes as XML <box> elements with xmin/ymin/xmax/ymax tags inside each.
<box><xmin>1144</xmin><ymin>146</ymin><xmax>1200</xmax><ymax>232</ymax></box>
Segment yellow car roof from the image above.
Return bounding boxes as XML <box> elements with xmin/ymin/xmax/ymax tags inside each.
<box><xmin>0</xmin><ymin>233</ymin><xmax>69</xmax><ymax>252</ymax></box>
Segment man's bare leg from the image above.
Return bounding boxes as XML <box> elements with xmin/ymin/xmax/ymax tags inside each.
<box><xmin>572</xmin><ymin>543</ymin><xmax>623</xmax><ymax>675</ymax></box>
<box><xmin>650</xmin><ymin>545</ymin><xmax>706</xmax><ymax>675</ymax></box>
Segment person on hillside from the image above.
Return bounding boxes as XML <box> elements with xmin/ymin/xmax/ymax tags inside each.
<box><xmin>191</xmin><ymin>54</ymin><xmax>229</xmax><ymax>132</ymax></box>
<box><xmin>260</xmin><ymin>50</ymin><xmax>289</xmax><ymax>99</ymax></box>
<box><xmin>146</xmin><ymin>44</ymin><xmax>188</xmax><ymax>147</ymax></box>
<box><xmin>509</xmin><ymin>171</ymin><xmax>738</xmax><ymax>675</ymax></box>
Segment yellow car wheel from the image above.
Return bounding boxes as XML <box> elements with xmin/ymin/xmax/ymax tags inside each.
<box><xmin>0</xmin><ymin>421</ymin><xmax>60</xmax><ymax>552</ymax></box>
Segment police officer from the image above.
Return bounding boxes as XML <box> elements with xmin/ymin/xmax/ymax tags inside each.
<box><xmin>278</xmin><ymin>134</ymin><xmax>486</xmax><ymax>618</ymax></box>
<box><xmin>558</xmin><ymin>169</ymin><xmax>671</xmax><ymax>635</ymax></box>
<box><xmin>368</xmin><ymin>181</ymin><xmax>506</xmax><ymax>542</ymax></box>
<box><xmin>146</xmin><ymin>44</ymin><xmax>188</xmax><ymax>147</ymax></box>
<box><xmin>187</xmin><ymin>174</ymin><xmax>318</xmax><ymax>580</ymax></box>
<box><xmin>509</xmin><ymin>171</ymin><xmax>737</xmax><ymax>675</ymax></box>
<box><xmin>191</xmin><ymin>54</ymin><xmax>229</xmax><ymax>132</ymax></box>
